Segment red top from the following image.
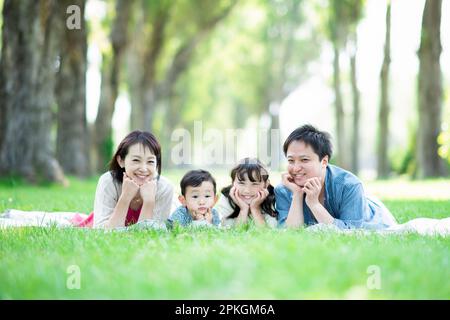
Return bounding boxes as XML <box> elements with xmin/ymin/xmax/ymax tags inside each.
<box><xmin>71</xmin><ymin>206</ymin><xmax>142</xmax><ymax>228</ymax></box>
<box><xmin>124</xmin><ymin>206</ymin><xmax>142</xmax><ymax>226</ymax></box>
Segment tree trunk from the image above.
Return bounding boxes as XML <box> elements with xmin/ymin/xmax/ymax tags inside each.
<box><xmin>349</xmin><ymin>38</ymin><xmax>360</xmax><ymax>175</ymax></box>
<box><xmin>128</xmin><ymin>7</ymin><xmax>146</xmax><ymax>131</ymax></box>
<box><xmin>137</xmin><ymin>4</ymin><xmax>171</xmax><ymax>132</ymax></box>
<box><xmin>158</xmin><ymin>3</ymin><xmax>236</xmax><ymax>166</ymax></box>
<box><xmin>417</xmin><ymin>0</ymin><xmax>446</xmax><ymax>178</ymax></box>
<box><xmin>0</xmin><ymin>0</ymin><xmax>66</xmax><ymax>184</ymax></box>
<box><xmin>332</xmin><ymin>43</ymin><xmax>346</xmax><ymax>169</ymax></box>
<box><xmin>94</xmin><ymin>0</ymin><xmax>132</xmax><ymax>172</ymax></box>
<box><xmin>377</xmin><ymin>1</ymin><xmax>391</xmax><ymax>178</ymax></box>
<box><xmin>55</xmin><ymin>0</ymin><xmax>90</xmax><ymax>177</ymax></box>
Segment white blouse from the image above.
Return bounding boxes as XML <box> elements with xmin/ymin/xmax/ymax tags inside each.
<box><xmin>93</xmin><ymin>172</ymin><xmax>175</xmax><ymax>228</ymax></box>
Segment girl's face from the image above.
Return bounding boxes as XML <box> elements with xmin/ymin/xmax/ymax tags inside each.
<box><xmin>117</xmin><ymin>143</ymin><xmax>158</xmax><ymax>185</ymax></box>
<box><xmin>233</xmin><ymin>173</ymin><xmax>268</xmax><ymax>204</ymax></box>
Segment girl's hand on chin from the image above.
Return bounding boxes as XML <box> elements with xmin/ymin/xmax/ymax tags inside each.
<box><xmin>250</xmin><ymin>189</ymin><xmax>269</xmax><ymax>209</ymax></box>
<box><xmin>229</xmin><ymin>186</ymin><xmax>250</xmax><ymax>210</ymax></box>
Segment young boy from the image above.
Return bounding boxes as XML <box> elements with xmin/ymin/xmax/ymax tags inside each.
<box><xmin>168</xmin><ymin>170</ymin><xmax>221</xmax><ymax>227</ymax></box>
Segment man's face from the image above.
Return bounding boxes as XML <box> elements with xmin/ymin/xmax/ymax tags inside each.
<box><xmin>286</xmin><ymin>140</ymin><xmax>328</xmax><ymax>187</ymax></box>
<box><xmin>179</xmin><ymin>181</ymin><xmax>218</xmax><ymax>215</ymax></box>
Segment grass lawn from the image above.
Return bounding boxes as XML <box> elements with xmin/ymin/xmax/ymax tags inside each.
<box><xmin>0</xmin><ymin>174</ymin><xmax>449</xmax><ymax>299</ymax></box>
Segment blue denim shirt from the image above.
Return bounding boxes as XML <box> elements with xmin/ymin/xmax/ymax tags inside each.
<box><xmin>274</xmin><ymin>165</ymin><xmax>396</xmax><ymax>230</ymax></box>
<box><xmin>168</xmin><ymin>206</ymin><xmax>221</xmax><ymax>227</ymax></box>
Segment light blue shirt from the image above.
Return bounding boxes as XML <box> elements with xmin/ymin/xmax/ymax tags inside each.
<box><xmin>274</xmin><ymin>165</ymin><xmax>397</xmax><ymax>230</ymax></box>
<box><xmin>168</xmin><ymin>206</ymin><xmax>221</xmax><ymax>227</ymax></box>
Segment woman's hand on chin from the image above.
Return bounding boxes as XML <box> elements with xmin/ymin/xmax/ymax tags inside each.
<box><xmin>140</xmin><ymin>179</ymin><xmax>157</xmax><ymax>204</ymax></box>
<box><xmin>121</xmin><ymin>172</ymin><xmax>140</xmax><ymax>202</ymax></box>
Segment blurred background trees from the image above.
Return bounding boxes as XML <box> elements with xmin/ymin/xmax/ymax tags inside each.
<box><xmin>0</xmin><ymin>0</ymin><xmax>449</xmax><ymax>183</ymax></box>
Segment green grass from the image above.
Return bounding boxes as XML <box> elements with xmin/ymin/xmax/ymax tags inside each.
<box><xmin>0</xmin><ymin>175</ymin><xmax>449</xmax><ymax>299</ymax></box>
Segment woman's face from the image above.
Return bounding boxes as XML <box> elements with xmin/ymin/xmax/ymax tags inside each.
<box><xmin>117</xmin><ymin>143</ymin><xmax>158</xmax><ymax>185</ymax></box>
<box><xmin>233</xmin><ymin>173</ymin><xmax>268</xmax><ymax>204</ymax></box>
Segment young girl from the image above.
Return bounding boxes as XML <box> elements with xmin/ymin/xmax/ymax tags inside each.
<box><xmin>215</xmin><ymin>158</ymin><xmax>278</xmax><ymax>228</ymax></box>
<box><xmin>91</xmin><ymin>130</ymin><xmax>174</xmax><ymax>228</ymax></box>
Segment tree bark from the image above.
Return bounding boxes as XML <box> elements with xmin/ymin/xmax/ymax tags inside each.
<box><xmin>332</xmin><ymin>43</ymin><xmax>347</xmax><ymax>169</ymax></box>
<box><xmin>128</xmin><ymin>7</ymin><xmax>146</xmax><ymax>131</ymax></box>
<box><xmin>139</xmin><ymin>5</ymin><xmax>171</xmax><ymax>132</ymax></box>
<box><xmin>158</xmin><ymin>3</ymin><xmax>236</xmax><ymax>167</ymax></box>
<box><xmin>349</xmin><ymin>37</ymin><xmax>360</xmax><ymax>175</ymax></box>
<box><xmin>417</xmin><ymin>0</ymin><xmax>446</xmax><ymax>178</ymax></box>
<box><xmin>0</xmin><ymin>0</ymin><xmax>66</xmax><ymax>184</ymax></box>
<box><xmin>377</xmin><ymin>1</ymin><xmax>391</xmax><ymax>178</ymax></box>
<box><xmin>94</xmin><ymin>0</ymin><xmax>132</xmax><ymax>172</ymax></box>
<box><xmin>55</xmin><ymin>0</ymin><xmax>90</xmax><ymax>177</ymax></box>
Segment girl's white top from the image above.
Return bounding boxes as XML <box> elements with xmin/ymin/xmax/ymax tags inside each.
<box><xmin>214</xmin><ymin>194</ymin><xmax>278</xmax><ymax>228</ymax></box>
<box><xmin>93</xmin><ymin>172</ymin><xmax>175</xmax><ymax>228</ymax></box>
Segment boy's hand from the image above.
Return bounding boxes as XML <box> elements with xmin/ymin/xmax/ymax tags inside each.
<box><xmin>191</xmin><ymin>210</ymin><xmax>203</xmax><ymax>221</ymax></box>
<box><xmin>205</xmin><ymin>208</ymin><xmax>213</xmax><ymax>224</ymax></box>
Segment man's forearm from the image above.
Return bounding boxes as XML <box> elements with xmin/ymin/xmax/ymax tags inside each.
<box><xmin>308</xmin><ymin>203</ymin><xmax>334</xmax><ymax>224</ymax></box>
<box><xmin>285</xmin><ymin>192</ymin><xmax>304</xmax><ymax>228</ymax></box>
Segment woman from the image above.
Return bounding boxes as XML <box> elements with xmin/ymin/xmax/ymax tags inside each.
<box><xmin>92</xmin><ymin>130</ymin><xmax>174</xmax><ymax>228</ymax></box>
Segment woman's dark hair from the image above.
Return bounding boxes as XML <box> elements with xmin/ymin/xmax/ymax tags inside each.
<box><xmin>109</xmin><ymin>131</ymin><xmax>162</xmax><ymax>184</ymax></box>
<box><xmin>283</xmin><ymin>124</ymin><xmax>333</xmax><ymax>161</ymax></box>
<box><xmin>180</xmin><ymin>169</ymin><xmax>216</xmax><ymax>196</ymax></box>
<box><xmin>221</xmin><ymin>158</ymin><xmax>277</xmax><ymax>219</ymax></box>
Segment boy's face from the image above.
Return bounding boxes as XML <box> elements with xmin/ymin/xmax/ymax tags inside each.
<box><xmin>179</xmin><ymin>181</ymin><xmax>218</xmax><ymax>215</ymax></box>
<box><xmin>233</xmin><ymin>173</ymin><xmax>268</xmax><ymax>205</ymax></box>
<box><xmin>286</xmin><ymin>140</ymin><xmax>328</xmax><ymax>187</ymax></box>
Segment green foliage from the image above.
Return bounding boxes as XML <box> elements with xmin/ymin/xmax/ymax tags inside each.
<box><xmin>438</xmin><ymin>130</ymin><xmax>450</xmax><ymax>162</ymax></box>
<box><xmin>173</xmin><ymin>0</ymin><xmax>321</xmax><ymax>131</ymax></box>
<box><xmin>324</xmin><ymin>0</ymin><xmax>365</xmax><ymax>46</ymax></box>
<box><xmin>391</xmin><ymin>125</ymin><xmax>417</xmax><ymax>177</ymax></box>
<box><xmin>438</xmin><ymin>95</ymin><xmax>450</xmax><ymax>165</ymax></box>
<box><xmin>102</xmin><ymin>136</ymin><xmax>114</xmax><ymax>169</ymax></box>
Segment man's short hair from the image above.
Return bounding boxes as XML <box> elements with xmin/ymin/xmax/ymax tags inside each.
<box><xmin>180</xmin><ymin>170</ymin><xmax>217</xmax><ymax>196</ymax></box>
<box><xmin>283</xmin><ymin>124</ymin><xmax>333</xmax><ymax>161</ymax></box>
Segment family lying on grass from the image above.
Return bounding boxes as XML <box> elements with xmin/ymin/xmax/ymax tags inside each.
<box><xmin>1</xmin><ymin>125</ymin><xmax>449</xmax><ymax>235</ymax></box>
<box><xmin>92</xmin><ymin>124</ymin><xmax>397</xmax><ymax>230</ymax></box>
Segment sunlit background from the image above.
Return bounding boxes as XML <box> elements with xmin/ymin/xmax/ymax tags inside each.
<box><xmin>1</xmin><ymin>0</ymin><xmax>449</xmax><ymax>182</ymax></box>
<box><xmin>82</xmin><ymin>0</ymin><xmax>450</xmax><ymax>180</ymax></box>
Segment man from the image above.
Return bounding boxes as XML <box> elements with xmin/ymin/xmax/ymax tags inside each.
<box><xmin>275</xmin><ymin>124</ymin><xmax>397</xmax><ymax>229</ymax></box>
